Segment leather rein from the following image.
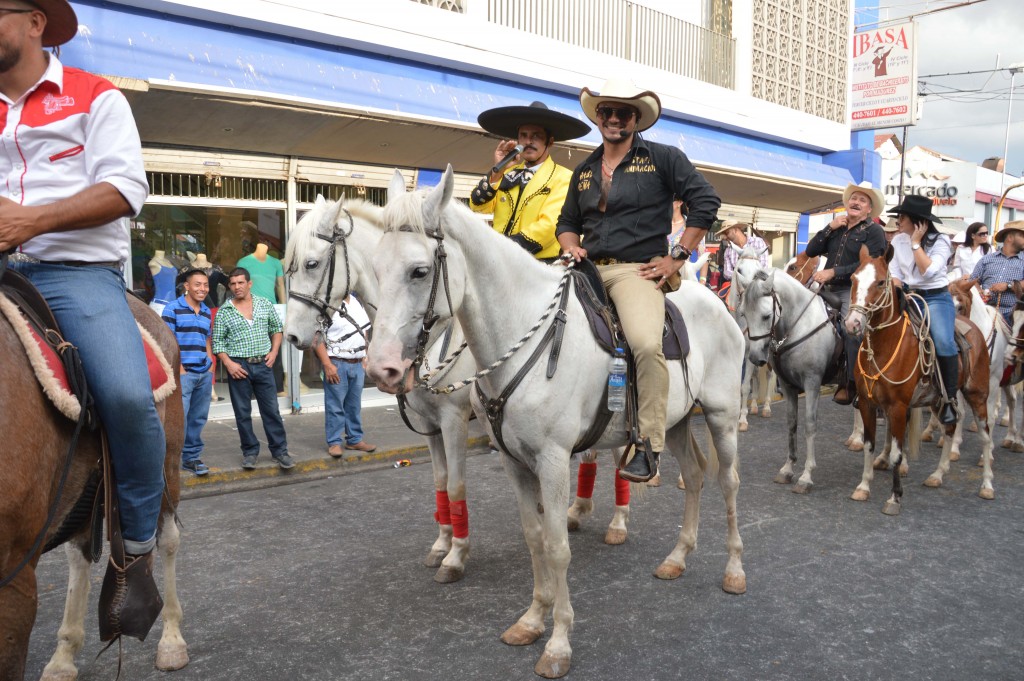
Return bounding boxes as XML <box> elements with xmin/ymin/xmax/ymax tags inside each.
<box><xmin>745</xmin><ymin>270</ymin><xmax>835</xmax><ymax>366</ymax></box>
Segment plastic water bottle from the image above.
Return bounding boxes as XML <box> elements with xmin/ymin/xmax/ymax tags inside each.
<box><xmin>607</xmin><ymin>348</ymin><xmax>627</xmax><ymax>412</ymax></box>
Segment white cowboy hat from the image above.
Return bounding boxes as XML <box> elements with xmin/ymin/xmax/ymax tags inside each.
<box><xmin>579</xmin><ymin>78</ymin><xmax>662</xmax><ymax>133</ymax></box>
<box><xmin>841</xmin><ymin>181</ymin><xmax>885</xmax><ymax>220</ymax></box>
<box><xmin>950</xmin><ymin>230</ymin><xmax>967</xmax><ymax>244</ymax></box>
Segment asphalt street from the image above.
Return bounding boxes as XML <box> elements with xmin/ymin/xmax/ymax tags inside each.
<box><xmin>23</xmin><ymin>396</ymin><xmax>1024</xmax><ymax>681</ymax></box>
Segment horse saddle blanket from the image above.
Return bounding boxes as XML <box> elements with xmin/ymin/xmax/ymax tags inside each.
<box><xmin>0</xmin><ymin>271</ymin><xmax>175</xmax><ymax>422</ymax></box>
<box><xmin>571</xmin><ymin>259</ymin><xmax>689</xmax><ymax>361</ymax></box>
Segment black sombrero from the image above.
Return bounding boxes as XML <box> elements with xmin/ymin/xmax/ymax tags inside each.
<box><xmin>887</xmin><ymin>194</ymin><xmax>943</xmax><ymax>224</ymax></box>
<box><xmin>477</xmin><ymin>101</ymin><xmax>590</xmax><ymax>142</ymax></box>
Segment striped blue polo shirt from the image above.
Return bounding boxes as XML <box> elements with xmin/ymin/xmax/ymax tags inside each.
<box><xmin>162</xmin><ymin>295</ymin><xmax>213</xmax><ymax>373</ymax></box>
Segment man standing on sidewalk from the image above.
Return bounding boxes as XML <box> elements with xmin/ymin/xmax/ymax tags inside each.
<box><xmin>162</xmin><ymin>268</ymin><xmax>214</xmax><ymax>475</ymax></box>
<box><xmin>313</xmin><ymin>294</ymin><xmax>377</xmax><ymax>457</ymax></box>
<box><xmin>213</xmin><ymin>267</ymin><xmax>294</xmax><ymax>469</ymax></box>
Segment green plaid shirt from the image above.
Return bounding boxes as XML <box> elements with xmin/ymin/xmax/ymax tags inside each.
<box><xmin>212</xmin><ymin>295</ymin><xmax>283</xmax><ymax>358</ymax></box>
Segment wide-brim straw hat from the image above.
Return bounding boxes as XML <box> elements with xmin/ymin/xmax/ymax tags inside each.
<box><xmin>715</xmin><ymin>219</ymin><xmax>750</xmax><ymax>237</ymax></box>
<box><xmin>32</xmin><ymin>0</ymin><xmax>78</xmax><ymax>47</ymax></box>
<box><xmin>842</xmin><ymin>181</ymin><xmax>886</xmax><ymax>220</ymax></box>
<box><xmin>579</xmin><ymin>78</ymin><xmax>662</xmax><ymax>133</ymax></box>
<box><xmin>477</xmin><ymin>101</ymin><xmax>591</xmax><ymax>142</ymax></box>
<box><xmin>950</xmin><ymin>230</ymin><xmax>967</xmax><ymax>244</ymax></box>
<box><xmin>887</xmin><ymin>193</ymin><xmax>943</xmax><ymax>224</ymax></box>
<box><xmin>883</xmin><ymin>218</ymin><xmax>900</xmax><ymax>232</ymax></box>
<box><xmin>994</xmin><ymin>220</ymin><xmax>1024</xmax><ymax>243</ymax></box>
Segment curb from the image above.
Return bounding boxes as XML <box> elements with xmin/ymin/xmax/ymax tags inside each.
<box><xmin>181</xmin><ymin>436</ymin><xmax>493</xmax><ymax>499</ymax></box>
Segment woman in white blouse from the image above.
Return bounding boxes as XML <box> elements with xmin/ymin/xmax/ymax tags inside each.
<box><xmin>887</xmin><ymin>195</ymin><xmax>958</xmax><ymax>424</ymax></box>
<box><xmin>952</xmin><ymin>221</ymin><xmax>991</xmax><ymax>279</ymax></box>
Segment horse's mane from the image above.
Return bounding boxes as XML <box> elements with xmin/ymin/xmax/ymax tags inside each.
<box><xmin>283</xmin><ymin>197</ymin><xmax>383</xmax><ymax>272</ymax></box>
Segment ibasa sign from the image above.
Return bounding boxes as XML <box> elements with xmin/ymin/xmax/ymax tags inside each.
<box><xmin>851</xmin><ymin>21</ymin><xmax>918</xmax><ymax>131</ymax></box>
<box><xmin>881</xmin><ymin>158</ymin><xmax>977</xmax><ymax>218</ymax></box>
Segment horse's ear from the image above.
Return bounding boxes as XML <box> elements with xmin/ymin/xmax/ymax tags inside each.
<box><xmin>314</xmin><ymin>194</ymin><xmax>326</xmax><ymax>208</ymax></box>
<box><xmin>388</xmin><ymin>169</ymin><xmax>407</xmax><ymax>204</ymax></box>
<box><xmin>884</xmin><ymin>244</ymin><xmax>894</xmax><ymax>264</ymax></box>
<box><xmin>858</xmin><ymin>243</ymin><xmax>871</xmax><ymax>263</ymax></box>
<box><xmin>440</xmin><ymin>164</ymin><xmax>455</xmax><ymax>206</ymax></box>
<box><xmin>324</xmin><ymin>197</ymin><xmax>347</xmax><ymax>232</ymax></box>
<box><xmin>423</xmin><ymin>165</ymin><xmax>455</xmax><ymax>226</ymax></box>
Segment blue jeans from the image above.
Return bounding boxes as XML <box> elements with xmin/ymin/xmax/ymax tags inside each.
<box><xmin>227</xmin><ymin>359</ymin><xmax>288</xmax><ymax>458</ymax></box>
<box><xmin>324</xmin><ymin>358</ymin><xmax>365</xmax><ymax>446</ymax></box>
<box><xmin>180</xmin><ymin>370</ymin><xmax>212</xmax><ymax>463</ymax></box>
<box><xmin>14</xmin><ymin>262</ymin><xmax>166</xmax><ymax>554</ymax></box>
<box><xmin>919</xmin><ymin>288</ymin><xmax>957</xmax><ymax>357</ymax></box>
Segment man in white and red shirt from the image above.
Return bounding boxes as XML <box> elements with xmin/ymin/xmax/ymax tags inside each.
<box><xmin>0</xmin><ymin>0</ymin><xmax>164</xmax><ymax>633</ymax></box>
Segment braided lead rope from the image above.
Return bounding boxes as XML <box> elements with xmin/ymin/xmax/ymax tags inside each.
<box><xmin>418</xmin><ymin>263</ymin><xmax>574</xmax><ymax>395</ymax></box>
<box><xmin>418</xmin><ymin>340</ymin><xmax>469</xmax><ymax>382</ymax></box>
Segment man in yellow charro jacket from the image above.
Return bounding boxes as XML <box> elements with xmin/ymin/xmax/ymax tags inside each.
<box><xmin>471</xmin><ymin>101</ymin><xmax>590</xmax><ymax>260</ymax></box>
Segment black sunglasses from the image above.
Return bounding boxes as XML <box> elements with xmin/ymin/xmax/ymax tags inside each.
<box><xmin>976</xmin><ymin>231</ymin><xmax>989</xmax><ymax>236</ymax></box>
<box><xmin>596</xmin><ymin>106</ymin><xmax>636</xmax><ymax>121</ymax></box>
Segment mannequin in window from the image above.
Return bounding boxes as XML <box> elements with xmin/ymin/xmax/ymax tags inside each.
<box><xmin>237</xmin><ymin>242</ymin><xmax>285</xmax><ymax>303</ymax></box>
<box><xmin>150</xmin><ymin>249</ymin><xmax>177</xmax><ymax>305</ymax></box>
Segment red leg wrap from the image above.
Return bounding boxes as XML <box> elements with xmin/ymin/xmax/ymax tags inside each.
<box><xmin>434</xmin><ymin>490</ymin><xmax>451</xmax><ymax>526</ymax></box>
<box><xmin>615</xmin><ymin>471</ymin><xmax>631</xmax><ymax>506</ymax></box>
<box><xmin>450</xmin><ymin>499</ymin><xmax>469</xmax><ymax>539</ymax></box>
<box><xmin>576</xmin><ymin>462</ymin><xmax>598</xmax><ymax>499</ymax></box>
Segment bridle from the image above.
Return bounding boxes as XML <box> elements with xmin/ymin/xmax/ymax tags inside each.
<box><xmin>287</xmin><ymin>207</ymin><xmax>368</xmax><ymax>340</ymax></box>
<box><xmin>745</xmin><ymin>269</ymin><xmax>831</xmax><ymax>362</ymax></box>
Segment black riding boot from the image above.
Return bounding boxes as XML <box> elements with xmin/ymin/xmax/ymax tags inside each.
<box><xmin>620</xmin><ymin>446</ymin><xmax>660</xmax><ymax>483</ymax></box>
<box><xmin>937</xmin><ymin>354</ymin><xmax>960</xmax><ymax>425</ymax></box>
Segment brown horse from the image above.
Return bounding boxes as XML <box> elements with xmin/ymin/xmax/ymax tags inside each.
<box><xmin>784</xmin><ymin>252</ymin><xmax>821</xmax><ymax>286</ymax></box>
<box><xmin>0</xmin><ymin>293</ymin><xmax>188</xmax><ymax>681</ymax></box>
<box><xmin>844</xmin><ymin>246</ymin><xmax>994</xmax><ymax>515</ymax></box>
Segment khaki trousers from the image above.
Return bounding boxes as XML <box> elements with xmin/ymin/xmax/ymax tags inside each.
<box><xmin>598</xmin><ymin>262</ymin><xmax>668</xmax><ymax>451</ymax></box>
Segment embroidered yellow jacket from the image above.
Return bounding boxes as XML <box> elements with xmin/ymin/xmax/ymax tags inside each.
<box><xmin>470</xmin><ymin>156</ymin><xmax>572</xmax><ymax>260</ymax></box>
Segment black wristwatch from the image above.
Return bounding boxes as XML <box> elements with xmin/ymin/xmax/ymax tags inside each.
<box><xmin>669</xmin><ymin>244</ymin><xmax>691</xmax><ymax>261</ymax></box>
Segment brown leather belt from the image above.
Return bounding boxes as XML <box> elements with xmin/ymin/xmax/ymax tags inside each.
<box><xmin>334</xmin><ymin>356</ymin><xmax>363</xmax><ymax>364</ymax></box>
<box><xmin>593</xmin><ymin>258</ymin><xmax>641</xmax><ymax>266</ymax></box>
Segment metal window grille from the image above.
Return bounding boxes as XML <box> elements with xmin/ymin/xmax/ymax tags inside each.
<box><xmin>147</xmin><ymin>172</ymin><xmax>288</xmax><ymax>201</ymax></box>
<box><xmin>296</xmin><ymin>183</ymin><xmax>389</xmax><ymax>205</ymax></box>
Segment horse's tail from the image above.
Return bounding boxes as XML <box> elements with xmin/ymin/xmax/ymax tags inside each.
<box><xmin>906</xmin><ymin>406</ymin><xmax>922</xmax><ymax>461</ymax></box>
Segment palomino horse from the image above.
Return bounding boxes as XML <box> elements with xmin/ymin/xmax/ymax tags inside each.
<box><xmin>282</xmin><ymin>198</ymin><xmax>635</xmax><ymax>578</ymax></box>
<box><xmin>367</xmin><ymin>167</ymin><xmax>746</xmax><ymax>678</ymax></box>
<box><xmin>845</xmin><ymin>247</ymin><xmax>994</xmax><ymax>515</ymax></box>
<box><xmin>735</xmin><ymin>259</ymin><xmax>842</xmax><ymax>493</ymax></box>
<box><xmin>0</xmin><ymin>293</ymin><xmax>187</xmax><ymax>681</ymax></box>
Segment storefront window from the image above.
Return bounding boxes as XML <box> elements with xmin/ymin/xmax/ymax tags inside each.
<box><xmin>130</xmin><ymin>204</ymin><xmax>288</xmax><ymax>401</ymax></box>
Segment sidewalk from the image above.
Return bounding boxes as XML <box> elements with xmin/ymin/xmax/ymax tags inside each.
<box><xmin>182</xmin><ymin>404</ymin><xmax>491</xmax><ymax>499</ymax></box>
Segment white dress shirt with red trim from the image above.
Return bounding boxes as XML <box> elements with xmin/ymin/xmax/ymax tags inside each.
<box><xmin>0</xmin><ymin>55</ymin><xmax>148</xmax><ymax>264</ymax></box>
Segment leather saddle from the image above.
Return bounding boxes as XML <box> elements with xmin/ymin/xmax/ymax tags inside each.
<box><xmin>572</xmin><ymin>258</ymin><xmax>690</xmax><ymax>361</ymax></box>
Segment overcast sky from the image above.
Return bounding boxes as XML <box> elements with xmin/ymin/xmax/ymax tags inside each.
<box><xmin>872</xmin><ymin>0</ymin><xmax>1024</xmax><ymax>172</ymax></box>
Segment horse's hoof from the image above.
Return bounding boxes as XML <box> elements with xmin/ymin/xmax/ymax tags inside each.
<box><xmin>646</xmin><ymin>472</ymin><xmax>662</xmax><ymax>487</ymax></box>
<box><xmin>791</xmin><ymin>482</ymin><xmax>812</xmax><ymax>494</ymax></box>
<box><xmin>849</xmin><ymin>441</ymin><xmax>864</xmax><ymax>452</ymax></box>
<box><xmin>654</xmin><ymin>560</ymin><xmax>685</xmax><ymax>580</ymax></box>
<box><xmin>676</xmin><ymin>476</ymin><xmax>686</xmax><ymax>490</ymax></box>
<box><xmin>948</xmin><ymin>450</ymin><xmax>960</xmax><ymax>462</ymax></box>
<box><xmin>773</xmin><ymin>472</ymin><xmax>794</xmax><ymax>485</ymax></box>
<box><xmin>850</xmin><ymin>489</ymin><xmax>870</xmax><ymax>502</ymax></box>
<box><xmin>899</xmin><ymin>465</ymin><xmax>909</xmax><ymax>478</ymax></box>
<box><xmin>1000</xmin><ymin>415</ymin><xmax>1011</xmax><ymax>427</ymax></box>
<box><xmin>749</xmin><ymin>404</ymin><xmax>758</xmax><ymax>415</ymax></box>
<box><xmin>156</xmin><ymin>642</ymin><xmax>190</xmax><ymax>671</ymax></box>
<box><xmin>604</xmin><ymin>528</ymin><xmax>627</xmax><ymax>545</ymax></box>
<box><xmin>722</xmin><ymin>572</ymin><xmax>747</xmax><ymax>595</ymax></box>
<box><xmin>845</xmin><ymin>435</ymin><xmax>854</xmax><ymax>446</ymax></box>
<box><xmin>882</xmin><ymin>500</ymin><xmax>901</xmax><ymax>516</ymax></box>
<box><xmin>967</xmin><ymin>422</ymin><xmax>979</xmax><ymax>433</ymax></box>
<box><xmin>424</xmin><ymin>549</ymin><xmax>446</xmax><ymax>568</ymax></box>
<box><xmin>433</xmin><ymin>564</ymin><xmax>465</xmax><ymax>584</ymax></box>
<box><xmin>1000</xmin><ymin>438</ymin><xmax>1012</xmax><ymax>449</ymax></box>
<box><xmin>501</xmin><ymin>622</ymin><xmax>543</xmax><ymax>646</ymax></box>
<box><xmin>920</xmin><ymin>432</ymin><xmax>934</xmax><ymax>442</ymax></box>
<box><xmin>923</xmin><ymin>476</ymin><xmax>942</xmax><ymax>488</ymax></box>
<box><xmin>873</xmin><ymin>460</ymin><xmax>890</xmax><ymax>471</ymax></box>
<box><xmin>1012</xmin><ymin>442</ymin><xmax>1024</xmax><ymax>453</ymax></box>
<box><xmin>738</xmin><ymin>421</ymin><xmax>749</xmax><ymax>432</ymax></box>
<box><xmin>535</xmin><ymin>651</ymin><xmax>572</xmax><ymax>679</ymax></box>
<box><xmin>566</xmin><ymin>515</ymin><xmax>581</xmax><ymax>532</ymax></box>
<box><xmin>979</xmin><ymin>487</ymin><xmax>995</xmax><ymax>500</ymax></box>
<box><xmin>40</xmin><ymin>667</ymin><xmax>79</xmax><ymax>681</ymax></box>
<box><xmin>760</xmin><ymin>406</ymin><xmax>772</xmax><ymax>418</ymax></box>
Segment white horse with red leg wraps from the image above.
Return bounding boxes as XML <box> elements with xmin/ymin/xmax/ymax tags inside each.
<box><xmin>283</xmin><ymin>197</ymin><xmax>636</xmax><ymax>578</ymax></box>
<box><xmin>367</xmin><ymin>167</ymin><xmax>746</xmax><ymax>679</ymax></box>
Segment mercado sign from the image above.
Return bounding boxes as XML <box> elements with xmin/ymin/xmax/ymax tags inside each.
<box><xmin>850</xmin><ymin>21</ymin><xmax>918</xmax><ymax>131</ymax></box>
<box><xmin>881</xmin><ymin>158</ymin><xmax>977</xmax><ymax>218</ymax></box>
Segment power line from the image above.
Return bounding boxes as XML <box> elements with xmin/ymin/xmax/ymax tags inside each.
<box><xmin>854</xmin><ymin>0</ymin><xmax>989</xmax><ymax>31</ymax></box>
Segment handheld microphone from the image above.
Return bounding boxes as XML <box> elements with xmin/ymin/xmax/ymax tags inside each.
<box><xmin>491</xmin><ymin>144</ymin><xmax>524</xmax><ymax>174</ymax></box>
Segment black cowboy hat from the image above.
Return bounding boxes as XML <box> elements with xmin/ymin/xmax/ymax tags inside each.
<box><xmin>28</xmin><ymin>0</ymin><xmax>78</xmax><ymax>47</ymax></box>
<box><xmin>477</xmin><ymin>101</ymin><xmax>591</xmax><ymax>142</ymax></box>
<box><xmin>887</xmin><ymin>194</ymin><xmax>943</xmax><ymax>224</ymax></box>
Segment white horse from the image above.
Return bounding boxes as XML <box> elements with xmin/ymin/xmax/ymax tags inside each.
<box><xmin>367</xmin><ymin>167</ymin><xmax>746</xmax><ymax>679</ymax></box>
<box><xmin>724</xmin><ymin>260</ymin><xmax>777</xmax><ymax>431</ymax></box>
<box><xmin>283</xmin><ymin>197</ymin><xmax>636</xmax><ymax>577</ymax></box>
<box><xmin>735</xmin><ymin>260</ymin><xmax>845</xmax><ymax>493</ymax></box>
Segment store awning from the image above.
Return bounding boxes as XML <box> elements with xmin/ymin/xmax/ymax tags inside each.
<box><xmin>116</xmin><ymin>78</ymin><xmax>849</xmax><ymax>215</ymax></box>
